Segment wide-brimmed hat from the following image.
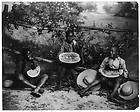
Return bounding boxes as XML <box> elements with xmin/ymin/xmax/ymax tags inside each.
<box><xmin>77</xmin><ymin>69</ymin><xmax>100</xmax><ymax>89</ymax></box>
<box><xmin>118</xmin><ymin>81</ymin><xmax>139</xmax><ymax>100</ymax></box>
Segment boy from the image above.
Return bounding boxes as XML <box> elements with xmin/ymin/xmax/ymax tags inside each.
<box><xmin>99</xmin><ymin>46</ymin><xmax>128</xmax><ymax>97</ymax></box>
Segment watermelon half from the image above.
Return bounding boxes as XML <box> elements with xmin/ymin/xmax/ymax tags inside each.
<box><xmin>101</xmin><ymin>69</ymin><xmax>123</xmax><ymax>78</ymax></box>
<box><xmin>59</xmin><ymin>52</ymin><xmax>81</xmax><ymax>64</ymax></box>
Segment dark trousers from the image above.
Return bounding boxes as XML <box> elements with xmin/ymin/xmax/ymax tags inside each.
<box><xmin>100</xmin><ymin>75</ymin><xmax>126</xmax><ymax>91</ymax></box>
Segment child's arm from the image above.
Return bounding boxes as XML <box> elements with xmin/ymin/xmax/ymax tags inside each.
<box><xmin>99</xmin><ymin>57</ymin><xmax>108</xmax><ymax>73</ymax></box>
<box><xmin>119</xmin><ymin>58</ymin><xmax>128</xmax><ymax>78</ymax></box>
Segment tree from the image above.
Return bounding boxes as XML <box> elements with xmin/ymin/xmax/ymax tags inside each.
<box><xmin>115</xmin><ymin>2</ymin><xmax>138</xmax><ymax>19</ymax></box>
<box><xmin>2</xmin><ymin>2</ymin><xmax>84</xmax><ymax>58</ymax></box>
<box><xmin>6</xmin><ymin>2</ymin><xmax>84</xmax><ymax>35</ymax></box>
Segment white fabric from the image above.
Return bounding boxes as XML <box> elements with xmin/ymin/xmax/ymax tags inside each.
<box><xmin>108</xmin><ymin>58</ymin><xmax>120</xmax><ymax>69</ymax></box>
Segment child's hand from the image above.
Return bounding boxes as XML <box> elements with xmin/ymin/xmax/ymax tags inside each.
<box><xmin>119</xmin><ymin>69</ymin><xmax>123</xmax><ymax>75</ymax></box>
<box><xmin>99</xmin><ymin>69</ymin><xmax>104</xmax><ymax>74</ymax></box>
<box><xmin>124</xmin><ymin>72</ymin><xmax>128</xmax><ymax>78</ymax></box>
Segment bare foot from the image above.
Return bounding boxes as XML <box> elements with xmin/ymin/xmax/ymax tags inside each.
<box><xmin>38</xmin><ymin>88</ymin><xmax>44</xmax><ymax>94</ymax></box>
<box><xmin>30</xmin><ymin>91</ymin><xmax>41</xmax><ymax>97</ymax></box>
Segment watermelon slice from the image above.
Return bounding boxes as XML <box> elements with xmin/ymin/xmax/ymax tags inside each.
<box><xmin>59</xmin><ymin>52</ymin><xmax>81</xmax><ymax>64</ymax></box>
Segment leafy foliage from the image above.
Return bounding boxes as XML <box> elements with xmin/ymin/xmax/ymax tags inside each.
<box><xmin>3</xmin><ymin>2</ymin><xmax>138</xmax><ymax>67</ymax></box>
<box><xmin>9</xmin><ymin>2</ymin><xmax>83</xmax><ymax>33</ymax></box>
<box><xmin>103</xmin><ymin>2</ymin><xmax>138</xmax><ymax>19</ymax></box>
<box><xmin>3</xmin><ymin>2</ymin><xmax>85</xmax><ymax>59</ymax></box>
<box><xmin>115</xmin><ymin>2</ymin><xmax>138</xmax><ymax>19</ymax></box>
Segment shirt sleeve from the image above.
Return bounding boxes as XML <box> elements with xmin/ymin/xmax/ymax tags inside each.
<box><xmin>119</xmin><ymin>57</ymin><xmax>128</xmax><ymax>77</ymax></box>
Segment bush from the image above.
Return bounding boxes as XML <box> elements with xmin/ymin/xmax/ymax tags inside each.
<box><xmin>3</xmin><ymin>2</ymin><xmax>138</xmax><ymax>67</ymax></box>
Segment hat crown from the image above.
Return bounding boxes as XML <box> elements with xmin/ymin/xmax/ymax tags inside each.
<box><xmin>85</xmin><ymin>75</ymin><xmax>95</xmax><ymax>84</ymax></box>
<box><xmin>120</xmin><ymin>84</ymin><xmax>133</xmax><ymax>96</ymax></box>
<box><xmin>118</xmin><ymin>81</ymin><xmax>138</xmax><ymax>100</ymax></box>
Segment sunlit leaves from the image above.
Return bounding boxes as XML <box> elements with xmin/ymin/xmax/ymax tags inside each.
<box><xmin>9</xmin><ymin>2</ymin><xmax>84</xmax><ymax>35</ymax></box>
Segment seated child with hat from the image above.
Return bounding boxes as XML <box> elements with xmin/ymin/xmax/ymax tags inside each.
<box><xmin>99</xmin><ymin>46</ymin><xmax>129</xmax><ymax>98</ymax></box>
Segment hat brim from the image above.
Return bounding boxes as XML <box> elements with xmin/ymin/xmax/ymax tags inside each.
<box><xmin>118</xmin><ymin>81</ymin><xmax>139</xmax><ymax>100</ymax></box>
<box><xmin>77</xmin><ymin>69</ymin><xmax>97</xmax><ymax>88</ymax></box>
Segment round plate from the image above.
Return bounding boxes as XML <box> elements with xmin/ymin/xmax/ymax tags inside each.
<box><xmin>59</xmin><ymin>52</ymin><xmax>81</xmax><ymax>64</ymax></box>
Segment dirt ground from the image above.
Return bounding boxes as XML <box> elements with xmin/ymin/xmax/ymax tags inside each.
<box><xmin>2</xmin><ymin>86</ymin><xmax>139</xmax><ymax>110</ymax></box>
<box><xmin>2</xmin><ymin>89</ymin><xmax>121</xmax><ymax>110</ymax></box>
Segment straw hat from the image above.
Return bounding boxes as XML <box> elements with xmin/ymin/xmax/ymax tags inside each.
<box><xmin>77</xmin><ymin>69</ymin><xmax>100</xmax><ymax>88</ymax></box>
<box><xmin>118</xmin><ymin>81</ymin><xmax>139</xmax><ymax>100</ymax></box>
